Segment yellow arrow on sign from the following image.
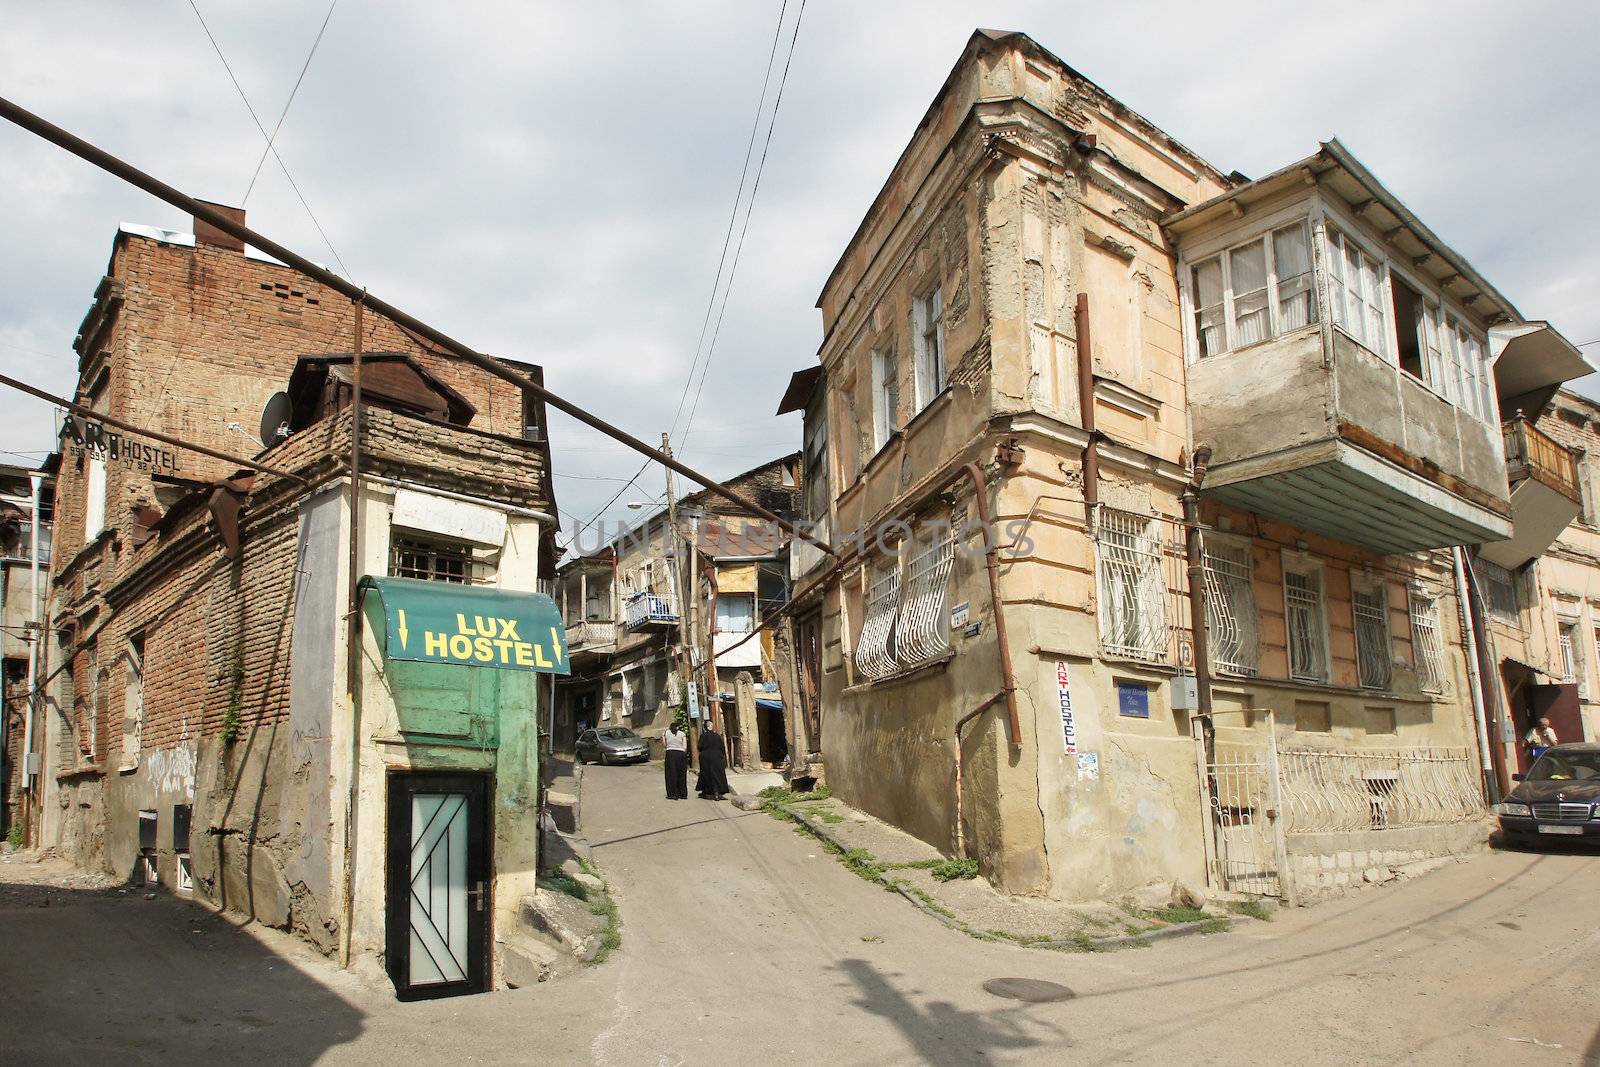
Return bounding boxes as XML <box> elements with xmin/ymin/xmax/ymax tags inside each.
<box><xmin>398</xmin><ymin>609</ymin><xmax>409</xmax><ymax>651</ymax></box>
<box><xmin>550</xmin><ymin>626</ymin><xmax>564</xmax><ymax>665</ymax></box>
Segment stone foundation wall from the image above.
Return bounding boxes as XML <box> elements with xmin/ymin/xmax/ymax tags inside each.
<box><xmin>1285</xmin><ymin>818</ymin><xmax>1492</xmax><ymax>900</ymax></box>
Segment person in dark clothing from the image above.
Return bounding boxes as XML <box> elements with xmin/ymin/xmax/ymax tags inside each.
<box><xmin>663</xmin><ymin>723</ymin><xmax>689</xmax><ymax>800</ymax></box>
<box><xmin>695</xmin><ymin>722</ymin><xmax>730</xmax><ymax>800</ymax></box>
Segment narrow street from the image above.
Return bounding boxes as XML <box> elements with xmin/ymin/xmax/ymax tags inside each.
<box><xmin>3</xmin><ymin>762</ymin><xmax>1597</xmax><ymax>1064</ymax></box>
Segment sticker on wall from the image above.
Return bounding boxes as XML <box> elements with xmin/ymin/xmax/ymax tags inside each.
<box><xmin>1056</xmin><ymin>659</ymin><xmax>1077</xmax><ymax>754</ymax></box>
<box><xmin>1076</xmin><ymin>752</ymin><xmax>1100</xmax><ymax>782</ymax></box>
<box><xmin>950</xmin><ymin>601</ymin><xmax>970</xmax><ymax>629</ymax></box>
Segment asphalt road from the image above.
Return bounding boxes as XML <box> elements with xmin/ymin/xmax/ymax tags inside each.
<box><xmin>3</xmin><ymin>762</ymin><xmax>1597</xmax><ymax>1064</ymax></box>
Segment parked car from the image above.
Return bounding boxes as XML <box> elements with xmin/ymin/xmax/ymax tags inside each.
<box><xmin>576</xmin><ymin>727</ymin><xmax>649</xmax><ymax>766</ymax></box>
<box><xmin>1495</xmin><ymin>742</ymin><xmax>1600</xmax><ymax>846</ymax></box>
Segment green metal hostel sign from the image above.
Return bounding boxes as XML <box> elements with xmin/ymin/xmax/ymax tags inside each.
<box><xmin>359</xmin><ymin>576</ymin><xmax>569</xmax><ymax>674</ymax></box>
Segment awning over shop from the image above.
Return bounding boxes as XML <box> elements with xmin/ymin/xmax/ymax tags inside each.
<box><xmin>359</xmin><ymin>575</ymin><xmax>569</xmax><ymax>674</ymax></box>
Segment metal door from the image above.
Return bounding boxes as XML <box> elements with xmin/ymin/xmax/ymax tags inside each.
<box><xmin>1194</xmin><ymin>713</ymin><xmax>1292</xmax><ymax>903</ymax></box>
<box><xmin>386</xmin><ymin>773</ymin><xmax>490</xmax><ymax>1000</ymax></box>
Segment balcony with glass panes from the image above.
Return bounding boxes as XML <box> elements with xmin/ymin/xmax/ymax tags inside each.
<box><xmin>1166</xmin><ymin>142</ymin><xmax>1591</xmax><ymax>556</ymax></box>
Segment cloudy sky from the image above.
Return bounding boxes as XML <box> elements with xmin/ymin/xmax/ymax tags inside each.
<box><xmin>3</xmin><ymin>1</ymin><xmax>1597</xmax><ymax>539</ymax></box>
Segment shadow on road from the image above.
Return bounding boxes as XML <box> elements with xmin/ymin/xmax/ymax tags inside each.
<box><xmin>835</xmin><ymin>956</ymin><xmax>1067</xmax><ymax>1063</ymax></box>
<box><xmin>0</xmin><ymin>874</ymin><xmax>368</xmax><ymax>1063</ymax></box>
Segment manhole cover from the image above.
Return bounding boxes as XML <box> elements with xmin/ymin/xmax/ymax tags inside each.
<box><xmin>982</xmin><ymin>977</ymin><xmax>1076</xmax><ymax>1003</ymax></box>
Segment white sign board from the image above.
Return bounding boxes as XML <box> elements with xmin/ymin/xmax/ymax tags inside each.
<box><xmin>391</xmin><ymin>488</ymin><xmax>508</xmax><ymax>547</ymax></box>
<box><xmin>1055</xmin><ymin>659</ymin><xmax>1077</xmax><ymax>754</ymax></box>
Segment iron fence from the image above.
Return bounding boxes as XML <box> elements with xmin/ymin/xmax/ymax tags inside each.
<box><xmin>1277</xmin><ymin>747</ymin><xmax>1482</xmax><ymax>834</ymax></box>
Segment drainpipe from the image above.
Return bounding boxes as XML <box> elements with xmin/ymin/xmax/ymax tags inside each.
<box><xmin>20</xmin><ymin>472</ymin><xmax>42</xmax><ymax>843</ymax></box>
<box><xmin>1182</xmin><ymin>447</ymin><xmax>1216</xmax><ymax>760</ymax></box>
<box><xmin>960</xmin><ymin>463</ymin><xmax>1021</xmax><ymax>750</ymax></box>
<box><xmin>339</xmin><ymin>295</ymin><xmax>365</xmax><ymax>969</ymax></box>
<box><xmin>1074</xmin><ymin>293</ymin><xmax>1099</xmax><ymax>513</ymax></box>
<box><xmin>1452</xmin><ymin>547</ymin><xmax>1501</xmax><ymax>804</ymax></box>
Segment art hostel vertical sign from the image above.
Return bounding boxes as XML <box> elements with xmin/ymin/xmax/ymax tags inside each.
<box><xmin>1055</xmin><ymin>659</ymin><xmax>1077</xmax><ymax>754</ymax></box>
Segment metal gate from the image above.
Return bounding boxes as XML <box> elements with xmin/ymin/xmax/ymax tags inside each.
<box><xmin>1194</xmin><ymin>713</ymin><xmax>1291</xmax><ymax>901</ymax></box>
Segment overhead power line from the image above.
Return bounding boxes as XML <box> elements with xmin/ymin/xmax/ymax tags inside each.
<box><xmin>0</xmin><ymin>93</ymin><xmax>833</xmax><ymax>553</ymax></box>
<box><xmin>187</xmin><ymin>0</ymin><xmax>351</xmax><ymax>279</ymax></box>
<box><xmin>679</xmin><ymin>0</ymin><xmax>808</xmax><ymax>451</ymax></box>
<box><xmin>666</xmin><ymin>0</ymin><xmax>792</xmax><ymax>443</ymax></box>
<box><xmin>243</xmin><ymin>0</ymin><xmax>339</xmax><ymax>204</ymax></box>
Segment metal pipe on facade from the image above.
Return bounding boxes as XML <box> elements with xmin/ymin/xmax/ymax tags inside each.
<box><xmin>19</xmin><ymin>472</ymin><xmax>42</xmax><ymax>844</ymax></box>
<box><xmin>960</xmin><ymin>463</ymin><xmax>1022</xmax><ymax>751</ymax></box>
<box><xmin>1183</xmin><ymin>447</ymin><xmax>1216</xmax><ymax>756</ymax></box>
<box><xmin>1074</xmin><ymin>293</ymin><xmax>1099</xmax><ymax>510</ymax></box>
<box><xmin>339</xmin><ymin>296</ymin><xmax>364</xmax><ymax>969</ymax></box>
<box><xmin>0</xmin><ymin>95</ymin><xmax>830</xmax><ymax>556</ymax></box>
<box><xmin>0</xmin><ymin>371</ymin><xmax>307</xmax><ymax>483</ymax></box>
<box><xmin>1452</xmin><ymin>548</ymin><xmax>1502</xmax><ymax>804</ymax></box>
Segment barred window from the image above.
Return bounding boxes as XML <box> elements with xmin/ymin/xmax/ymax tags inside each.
<box><xmin>389</xmin><ymin>535</ymin><xmax>477</xmax><ymax>584</ymax></box>
<box><xmin>895</xmin><ymin>528</ymin><xmax>955</xmax><ymax>668</ymax></box>
<box><xmin>853</xmin><ymin>522</ymin><xmax>955</xmax><ymax>682</ymax></box>
<box><xmin>1203</xmin><ymin>537</ymin><xmax>1258</xmax><ymax>676</ymax></box>
<box><xmin>1097</xmin><ymin>509</ymin><xmax>1168</xmax><ymax>661</ymax></box>
<box><xmin>1283</xmin><ymin>565</ymin><xmax>1328</xmax><ymax>683</ymax></box>
<box><xmin>1409</xmin><ymin>593</ymin><xmax>1445</xmax><ymax>694</ymax></box>
<box><xmin>854</xmin><ymin>563</ymin><xmax>901</xmax><ymax>681</ymax></box>
<box><xmin>1353</xmin><ymin>586</ymin><xmax>1392</xmax><ymax>690</ymax></box>
<box><xmin>1476</xmin><ymin>559</ymin><xmax>1519</xmax><ymax>625</ymax></box>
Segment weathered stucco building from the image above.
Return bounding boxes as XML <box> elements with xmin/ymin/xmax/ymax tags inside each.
<box><xmin>774</xmin><ymin>29</ymin><xmax>1591</xmax><ymax>904</ymax></box>
<box><xmin>555</xmin><ymin>454</ymin><xmax>798</xmax><ymax>768</ymax></box>
<box><xmin>1</xmin><ymin>461</ymin><xmax>53</xmax><ymax>837</ymax></box>
<box><xmin>27</xmin><ymin>212</ymin><xmax>565</xmax><ymax>997</ymax></box>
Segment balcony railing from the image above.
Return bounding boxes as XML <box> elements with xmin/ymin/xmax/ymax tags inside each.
<box><xmin>565</xmin><ymin>619</ymin><xmax>617</xmax><ymax>650</ymax></box>
<box><xmin>1503</xmin><ymin>416</ymin><xmax>1581</xmax><ymax>503</ymax></box>
<box><xmin>624</xmin><ymin>592</ymin><xmax>679</xmax><ymax>630</ymax></box>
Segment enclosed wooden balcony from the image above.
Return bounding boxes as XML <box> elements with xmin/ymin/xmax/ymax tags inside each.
<box><xmin>1479</xmin><ymin>416</ymin><xmax>1582</xmax><ymax>569</ymax></box>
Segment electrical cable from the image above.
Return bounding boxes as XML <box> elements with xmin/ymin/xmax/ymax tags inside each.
<box><xmin>243</xmin><ymin>0</ymin><xmax>339</xmax><ymax>204</ymax></box>
<box><xmin>187</xmin><ymin>0</ymin><xmax>352</xmax><ymax>279</ymax></box>
<box><xmin>679</xmin><ymin>0</ymin><xmax>807</xmax><ymax>451</ymax></box>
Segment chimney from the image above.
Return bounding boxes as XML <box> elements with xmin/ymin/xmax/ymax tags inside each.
<box><xmin>193</xmin><ymin>200</ymin><xmax>246</xmax><ymax>252</ymax></box>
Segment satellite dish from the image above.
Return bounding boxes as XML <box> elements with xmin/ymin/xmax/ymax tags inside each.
<box><xmin>258</xmin><ymin>392</ymin><xmax>293</xmax><ymax>447</ymax></box>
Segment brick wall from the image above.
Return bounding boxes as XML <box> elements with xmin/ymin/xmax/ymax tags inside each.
<box><xmin>52</xmin><ymin>230</ymin><xmax>534</xmax><ymax>599</ymax></box>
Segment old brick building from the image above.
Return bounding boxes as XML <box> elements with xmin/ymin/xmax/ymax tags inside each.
<box><xmin>27</xmin><ymin>212</ymin><xmax>564</xmax><ymax>996</ymax></box>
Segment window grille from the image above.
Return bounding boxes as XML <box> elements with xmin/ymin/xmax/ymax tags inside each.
<box><xmin>1557</xmin><ymin>620</ymin><xmax>1585</xmax><ymax>696</ymax></box>
<box><xmin>854</xmin><ymin>564</ymin><xmax>901</xmax><ymax>681</ymax></box>
<box><xmin>389</xmin><ymin>536</ymin><xmax>479</xmax><ymax>584</ymax></box>
<box><xmin>1097</xmin><ymin>509</ymin><xmax>1169</xmax><ymax>662</ymax></box>
<box><xmin>1477</xmin><ymin>559</ymin><xmax>1519</xmax><ymax>624</ymax></box>
<box><xmin>895</xmin><ymin>528</ymin><xmax>955</xmax><ymax>668</ymax></box>
<box><xmin>1284</xmin><ymin>568</ymin><xmax>1328</xmax><ymax>683</ymax></box>
<box><xmin>853</xmin><ymin>522</ymin><xmax>956</xmax><ymax>681</ymax></box>
<box><xmin>1203</xmin><ymin>538</ymin><xmax>1258</xmax><ymax>676</ymax></box>
<box><xmin>1353</xmin><ymin>587</ymin><xmax>1392</xmax><ymax>690</ymax></box>
<box><xmin>1409</xmin><ymin>594</ymin><xmax>1446</xmax><ymax>694</ymax></box>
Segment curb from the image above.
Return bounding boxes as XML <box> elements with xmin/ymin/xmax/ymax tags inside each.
<box><xmin>778</xmin><ymin>801</ymin><xmax>1230</xmax><ymax>953</ymax></box>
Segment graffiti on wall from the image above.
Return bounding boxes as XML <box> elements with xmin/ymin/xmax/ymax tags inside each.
<box><xmin>142</xmin><ymin>743</ymin><xmax>197</xmax><ymax>798</ymax></box>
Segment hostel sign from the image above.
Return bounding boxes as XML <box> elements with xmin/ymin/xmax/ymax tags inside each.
<box><xmin>59</xmin><ymin>414</ymin><xmax>179</xmax><ymax>471</ymax></box>
<box><xmin>359</xmin><ymin>576</ymin><xmax>570</xmax><ymax>674</ymax></box>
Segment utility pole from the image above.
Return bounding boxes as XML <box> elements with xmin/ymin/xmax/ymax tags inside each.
<box><xmin>662</xmin><ymin>434</ymin><xmax>696</xmax><ymax>760</ymax></box>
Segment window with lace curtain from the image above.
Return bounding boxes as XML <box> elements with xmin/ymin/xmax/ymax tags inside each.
<box><xmin>1325</xmin><ymin>227</ymin><xmax>1388</xmax><ymax>357</ymax></box>
<box><xmin>1190</xmin><ymin>219</ymin><xmax>1317</xmax><ymax>357</ymax></box>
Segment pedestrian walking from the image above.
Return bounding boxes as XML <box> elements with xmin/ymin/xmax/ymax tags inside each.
<box><xmin>663</xmin><ymin>722</ymin><xmax>689</xmax><ymax>800</ymax></box>
<box><xmin>695</xmin><ymin>721</ymin><xmax>730</xmax><ymax>801</ymax></box>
